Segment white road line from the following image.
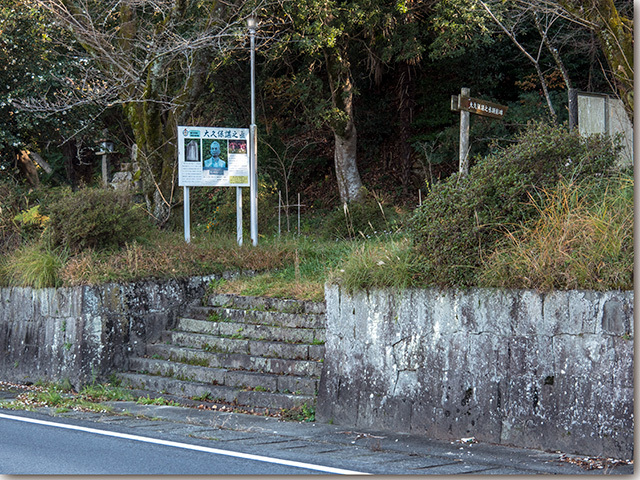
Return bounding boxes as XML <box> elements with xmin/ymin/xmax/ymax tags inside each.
<box><xmin>0</xmin><ymin>412</ymin><xmax>370</xmax><ymax>475</ymax></box>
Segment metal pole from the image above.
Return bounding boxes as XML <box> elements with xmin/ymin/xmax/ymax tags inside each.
<box><xmin>459</xmin><ymin>87</ymin><xmax>470</xmax><ymax>176</ymax></box>
<box><xmin>183</xmin><ymin>186</ymin><xmax>191</xmax><ymax>243</ymax></box>
<box><xmin>101</xmin><ymin>154</ymin><xmax>109</xmax><ymax>187</ymax></box>
<box><xmin>298</xmin><ymin>193</ymin><xmax>301</xmax><ymax>236</ymax></box>
<box><xmin>236</xmin><ymin>187</ymin><xmax>243</xmax><ymax>246</ymax></box>
<box><xmin>248</xmin><ymin>17</ymin><xmax>259</xmax><ymax>246</ymax></box>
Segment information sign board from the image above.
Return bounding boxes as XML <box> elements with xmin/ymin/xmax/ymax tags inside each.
<box><xmin>458</xmin><ymin>96</ymin><xmax>508</xmax><ymax>119</ymax></box>
<box><xmin>177</xmin><ymin>126</ymin><xmax>250</xmax><ymax>187</ymax></box>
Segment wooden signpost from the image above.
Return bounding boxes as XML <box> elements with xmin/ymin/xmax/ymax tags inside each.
<box><xmin>451</xmin><ymin>88</ymin><xmax>508</xmax><ymax>176</ymax></box>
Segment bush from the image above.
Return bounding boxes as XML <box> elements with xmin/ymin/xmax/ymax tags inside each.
<box><xmin>409</xmin><ymin>121</ymin><xmax>620</xmax><ymax>287</ymax></box>
<box><xmin>13</xmin><ymin>205</ymin><xmax>50</xmax><ymax>242</ymax></box>
<box><xmin>48</xmin><ymin>187</ymin><xmax>153</xmax><ymax>253</ymax></box>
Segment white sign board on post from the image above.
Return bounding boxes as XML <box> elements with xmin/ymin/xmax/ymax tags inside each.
<box><xmin>178</xmin><ymin>126</ymin><xmax>251</xmax><ymax>244</ymax></box>
<box><xmin>178</xmin><ymin>126</ymin><xmax>250</xmax><ymax>187</ymax></box>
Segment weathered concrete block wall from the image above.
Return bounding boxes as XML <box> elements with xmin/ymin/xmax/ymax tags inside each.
<box><xmin>318</xmin><ymin>286</ymin><xmax>634</xmax><ymax>459</ymax></box>
<box><xmin>0</xmin><ymin>276</ymin><xmax>215</xmax><ymax>388</ymax></box>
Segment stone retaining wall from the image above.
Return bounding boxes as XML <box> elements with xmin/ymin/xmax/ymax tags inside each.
<box><xmin>317</xmin><ymin>286</ymin><xmax>634</xmax><ymax>459</ymax></box>
<box><xmin>1</xmin><ymin>278</ymin><xmax>633</xmax><ymax>458</ymax></box>
<box><xmin>0</xmin><ymin>276</ymin><xmax>215</xmax><ymax>388</ymax></box>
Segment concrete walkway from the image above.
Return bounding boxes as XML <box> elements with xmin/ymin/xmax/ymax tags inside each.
<box><xmin>7</xmin><ymin>400</ymin><xmax>632</xmax><ymax>475</ymax></box>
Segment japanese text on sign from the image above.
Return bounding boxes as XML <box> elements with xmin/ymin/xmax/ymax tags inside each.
<box><xmin>458</xmin><ymin>96</ymin><xmax>508</xmax><ymax>119</ymax></box>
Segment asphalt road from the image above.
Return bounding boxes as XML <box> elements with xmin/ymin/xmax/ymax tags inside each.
<box><xmin>0</xmin><ymin>412</ymin><xmax>363</xmax><ymax>475</ymax></box>
<box><xmin>0</xmin><ymin>401</ymin><xmax>632</xmax><ymax>476</ymax></box>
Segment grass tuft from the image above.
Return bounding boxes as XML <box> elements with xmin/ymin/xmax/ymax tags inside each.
<box><xmin>327</xmin><ymin>237</ymin><xmax>422</xmax><ymax>293</ymax></box>
<box><xmin>1</xmin><ymin>243</ymin><xmax>68</xmax><ymax>288</ymax></box>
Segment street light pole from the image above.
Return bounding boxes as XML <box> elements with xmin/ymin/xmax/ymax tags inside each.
<box><xmin>248</xmin><ymin>15</ymin><xmax>258</xmax><ymax>246</ymax></box>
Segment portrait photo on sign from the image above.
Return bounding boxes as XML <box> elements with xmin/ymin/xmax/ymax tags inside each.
<box><xmin>184</xmin><ymin>139</ymin><xmax>201</xmax><ymax>162</ymax></box>
<box><xmin>203</xmin><ymin>139</ymin><xmax>228</xmax><ymax>170</ymax></box>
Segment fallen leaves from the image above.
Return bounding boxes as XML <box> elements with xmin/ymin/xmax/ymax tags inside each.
<box><xmin>557</xmin><ymin>453</ymin><xmax>633</xmax><ymax>471</ymax></box>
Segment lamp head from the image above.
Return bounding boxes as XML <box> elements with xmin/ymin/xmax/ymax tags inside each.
<box><xmin>247</xmin><ymin>15</ymin><xmax>257</xmax><ymax>31</ymax></box>
<box><xmin>96</xmin><ymin>139</ymin><xmax>114</xmax><ymax>155</ymax></box>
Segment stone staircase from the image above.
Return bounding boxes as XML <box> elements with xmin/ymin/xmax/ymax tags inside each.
<box><xmin>117</xmin><ymin>293</ymin><xmax>326</xmax><ymax>413</ymax></box>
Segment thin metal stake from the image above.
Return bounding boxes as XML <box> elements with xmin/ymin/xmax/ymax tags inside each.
<box><xmin>298</xmin><ymin>193</ymin><xmax>301</xmax><ymax>235</ymax></box>
<box><xmin>278</xmin><ymin>190</ymin><xmax>282</xmax><ymax>237</ymax></box>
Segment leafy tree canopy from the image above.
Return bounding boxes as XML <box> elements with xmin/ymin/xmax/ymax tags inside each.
<box><xmin>0</xmin><ymin>0</ymin><xmax>103</xmax><ymax>169</ymax></box>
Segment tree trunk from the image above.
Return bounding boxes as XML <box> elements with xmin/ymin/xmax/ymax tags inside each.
<box><xmin>559</xmin><ymin>0</ymin><xmax>633</xmax><ymax>118</ymax></box>
<box><xmin>16</xmin><ymin>151</ymin><xmax>39</xmax><ymax>187</ymax></box>
<box><xmin>478</xmin><ymin>0</ymin><xmax>557</xmax><ymax>120</ymax></box>
<box><xmin>333</xmin><ymin>119</ymin><xmax>363</xmax><ymax>204</ymax></box>
<box><xmin>325</xmin><ymin>48</ymin><xmax>364</xmax><ymax>205</ymax></box>
<box><xmin>126</xmin><ymin>100</ymin><xmax>176</xmax><ymax>227</ymax></box>
<box><xmin>396</xmin><ymin>63</ymin><xmax>416</xmax><ymax>194</ymax></box>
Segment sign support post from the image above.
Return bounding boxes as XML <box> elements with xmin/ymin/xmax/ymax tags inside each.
<box><xmin>250</xmin><ymin>125</ymin><xmax>257</xmax><ymax>246</ymax></box>
<box><xmin>451</xmin><ymin>88</ymin><xmax>508</xmax><ymax>176</ymax></box>
<box><xmin>183</xmin><ymin>186</ymin><xmax>191</xmax><ymax>243</ymax></box>
<box><xmin>236</xmin><ymin>187</ymin><xmax>243</xmax><ymax>246</ymax></box>
<box><xmin>177</xmin><ymin>126</ymin><xmax>250</xmax><ymax>246</ymax></box>
<box><xmin>459</xmin><ymin>87</ymin><xmax>470</xmax><ymax>176</ymax></box>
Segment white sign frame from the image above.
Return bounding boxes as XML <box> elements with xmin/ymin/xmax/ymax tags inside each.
<box><xmin>178</xmin><ymin>126</ymin><xmax>250</xmax><ymax>187</ymax></box>
<box><xmin>178</xmin><ymin>126</ymin><xmax>251</xmax><ymax>245</ymax></box>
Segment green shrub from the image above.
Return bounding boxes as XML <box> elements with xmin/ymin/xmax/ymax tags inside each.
<box><xmin>48</xmin><ymin>188</ymin><xmax>153</xmax><ymax>252</ymax></box>
<box><xmin>13</xmin><ymin>205</ymin><xmax>50</xmax><ymax>242</ymax></box>
<box><xmin>409</xmin><ymin>121</ymin><xmax>620</xmax><ymax>287</ymax></box>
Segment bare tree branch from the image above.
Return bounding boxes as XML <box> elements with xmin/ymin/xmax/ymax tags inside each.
<box><xmin>476</xmin><ymin>0</ymin><xmax>558</xmax><ymax>119</ymax></box>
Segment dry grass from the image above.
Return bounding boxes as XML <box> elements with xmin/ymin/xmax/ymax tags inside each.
<box><xmin>212</xmin><ymin>274</ymin><xmax>325</xmax><ymax>302</ymax></box>
<box><xmin>58</xmin><ymin>232</ymin><xmax>296</xmax><ymax>286</ymax></box>
<box><xmin>1</xmin><ymin>242</ymin><xmax>68</xmax><ymax>288</ymax></box>
<box><xmin>479</xmin><ymin>175</ymin><xmax>633</xmax><ymax>291</ymax></box>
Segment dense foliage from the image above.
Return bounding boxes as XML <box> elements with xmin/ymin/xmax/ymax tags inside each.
<box><xmin>409</xmin><ymin>122</ymin><xmax>621</xmax><ymax>287</ymax></box>
<box><xmin>0</xmin><ymin>0</ymin><xmax>114</xmax><ymax>185</ymax></box>
<box><xmin>47</xmin><ymin>188</ymin><xmax>152</xmax><ymax>253</ymax></box>
<box><xmin>0</xmin><ymin>1</ymin><xmax>633</xmax><ymax>294</ymax></box>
